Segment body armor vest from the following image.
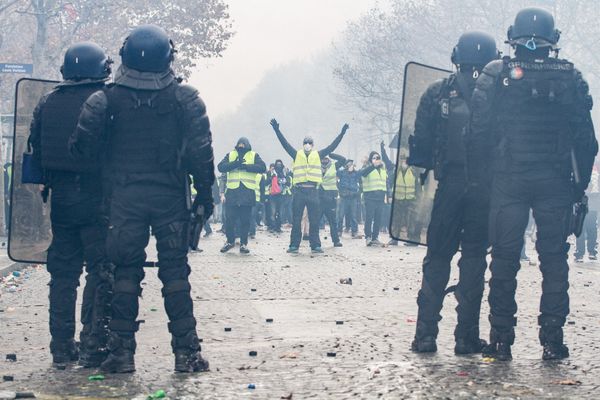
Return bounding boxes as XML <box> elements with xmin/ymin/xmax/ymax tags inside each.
<box><xmin>105</xmin><ymin>83</ymin><xmax>182</xmax><ymax>174</ymax></box>
<box><xmin>494</xmin><ymin>57</ymin><xmax>576</xmax><ymax>173</ymax></box>
<box><xmin>41</xmin><ymin>84</ymin><xmax>103</xmax><ymax>172</ymax></box>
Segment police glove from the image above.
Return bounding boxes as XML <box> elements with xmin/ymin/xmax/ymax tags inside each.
<box><xmin>192</xmin><ymin>190</ymin><xmax>214</xmax><ymax>224</ymax></box>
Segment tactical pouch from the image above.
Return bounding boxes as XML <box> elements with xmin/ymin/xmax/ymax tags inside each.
<box><xmin>21</xmin><ymin>143</ymin><xmax>44</xmax><ymax>184</ymax></box>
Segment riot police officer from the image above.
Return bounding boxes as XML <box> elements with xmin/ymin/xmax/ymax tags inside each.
<box><xmin>70</xmin><ymin>25</ymin><xmax>215</xmax><ymax>373</ymax></box>
<box><xmin>468</xmin><ymin>8</ymin><xmax>598</xmax><ymax>360</ymax></box>
<box><xmin>409</xmin><ymin>31</ymin><xmax>499</xmax><ymax>354</ymax></box>
<box><xmin>29</xmin><ymin>42</ymin><xmax>113</xmax><ymax>368</ymax></box>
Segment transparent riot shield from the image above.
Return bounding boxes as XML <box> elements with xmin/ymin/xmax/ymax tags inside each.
<box><xmin>390</xmin><ymin>62</ymin><xmax>452</xmax><ymax>245</ymax></box>
<box><xmin>8</xmin><ymin>78</ymin><xmax>58</xmax><ymax>263</ymax></box>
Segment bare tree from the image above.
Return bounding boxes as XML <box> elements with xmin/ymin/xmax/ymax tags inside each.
<box><xmin>334</xmin><ymin>0</ymin><xmax>600</xmax><ymax>141</ymax></box>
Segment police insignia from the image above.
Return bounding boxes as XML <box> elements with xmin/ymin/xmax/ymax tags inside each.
<box><xmin>440</xmin><ymin>99</ymin><xmax>449</xmax><ymax>117</ymax></box>
<box><xmin>510</xmin><ymin>66</ymin><xmax>524</xmax><ymax>80</ymax></box>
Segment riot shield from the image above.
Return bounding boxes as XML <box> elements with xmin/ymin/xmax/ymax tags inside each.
<box><xmin>390</xmin><ymin>62</ymin><xmax>452</xmax><ymax>245</ymax></box>
<box><xmin>8</xmin><ymin>78</ymin><xmax>58</xmax><ymax>263</ymax></box>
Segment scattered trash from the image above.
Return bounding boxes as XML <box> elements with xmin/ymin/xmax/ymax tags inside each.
<box><xmin>327</xmin><ymin>352</ymin><xmax>336</xmax><ymax>357</ymax></box>
<box><xmin>406</xmin><ymin>318</ymin><xmax>416</xmax><ymax>323</ymax></box>
<box><xmin>279</xmin><ymin>352</ymin><xmax>299</xmax><ymax>359</ymax></box>
<box><xmin>339</xmin><ymin>278</ymin><xmax>353</xmax><ymax>285</ymax></box>
<box><xmin>11</xmin><ymin>271</ymin><xmax>20</xmax><ymax>278</ymax></box>
<box><xmin>336</xmin><ymin>321</ymin><xmax>344</xmax><ymax>325</ymax></box>
<box><xmin>150</xmin><ymin>308</ymin><xmax>158</xmax><ymax>312</ymax></box>
<box><xmin>251</xmin><ymin>288</ymin><xmax>257</xmax><ymax>292</ymax></box>
<box><xmin>0</xmin><ymin>391</ymin><xmax>36</xmax><ymax>400</ymax></box>
<box><xmin>2</xmin><ymin>376</ymin><xmax>13</xmax><ymax>382</ymax></box>
<box><xmin>87</xmin><ymin>375</ymin><xmax>104</xmax><ymax>381</ymax></box>
<box><xmin>6</xmin><ymin>354</ymin><xmax>16</xmax><ymax>362</ymax></box>
<box><xmin>553</xmin><ymin>379</ymin><xmax>582</xmax><ymax>386</ymax></box>
<box><xmin>266</xmin><ymin>318</ymin><xmax>274</xmax><ymax>323</ymax></box>
<box><xmin>281</xmin><ymin>393</ymin><xmax>293</xmax><ymax>399</ymax></box>
<box><xmin>393</xmin><ymin>287</ymin><xmax>399</xmax><ymax>291</ymax></box>
<box><xmin>567</xmin><ymin>321</ymin><xmax>575</xmax><ymax>325</ymax></box>
<box><xmin>482</xmin><ymin>357</ymin><xmax>496</xmax><ymax>363</ymax></box>
<box><xmin>146</xmin><ymin>389</ymin><xmax>166</xmax><ymax>399</ymax></box>
<box><xmin>224</xmin><ymin>327</ymin><xmax>232</xmax><ymax>332</ymax></box>
<box><xmin>457</xmin><ymin>371</ymin><xmax>469</xmax><ymax>377</ymax></box>
<box><xmin>247</xmin><ymin>384</ymin><xmax>256</xmax><ymax>390</ymax></box>
<box><xmin>249</xmin><ymin>351</ymin><xmax>257</xmax><ymax>357</ymax></box>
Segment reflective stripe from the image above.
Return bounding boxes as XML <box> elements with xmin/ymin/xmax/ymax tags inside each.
<box><xmin>226</xmin><ymin>150</ymin><xmax>258</xmax><ymax>190</ymax></box>
<box><xmin>362</xmin><ymin>168</ymin><xmax>387</xmax><ymax>192</ymax></box>
<box><xmin>394</xmin><ymin>168</ymin><xmax>416</xmax><ymax>200</ymax></box>
<box><xmin>255</xmin><ymin>174</ymin><xmax>262</xmax><ymax>202</ymax></box>
<box><xmin>293</xmin><ymin>150</ymin><xmax>322</xmax><ymax>184</ymax></box>
<box><xmin>320</xmin><ymin>163</ymin><xmax>338</xmax><ymax>191</ymax></box>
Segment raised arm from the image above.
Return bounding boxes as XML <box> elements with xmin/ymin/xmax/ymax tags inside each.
<box><xmin>319</xmin><ymin>123</ymin><xmax>349</xmax><ymax>158</ymax></box>
<box><xmin>270</xmin><ymin>118</ymin><xmax>297</xmax><ymax>159</ymax></box>
<box><xmin>329</xmin><ymin>152</ymin><xmax>347</xmax><ymax>165</ymax></box>
<box><xmin>380</xmin><ymin>141</ymin><xmax>395</xmax><ymax>171</ymax></box>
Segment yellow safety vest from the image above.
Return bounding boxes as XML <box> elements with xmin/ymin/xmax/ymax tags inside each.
<box><xmin>226</xmin><ymin>150</ymin><xmax>257</xmax><ymax>190</ymax></box>
<box><xmin>394</xmin><ymin>168</ymin><xmax>416</xmax><ymax>200</ymax></box>
<box><xmin>320</xmin><ymin>163</ymin><xmax>338</xmax><ymax>191</ymax></box>
<box><xmin>254</xmin><ymin>173</ymin><xmax>262</xmax><ymax>202</ymax></box>
<box><xmin>362</xmin><ymin>167</ymin><xmax>388</xmax><ymax>192</ymax></box>
<box><xmin>293</xmin><ymin>150</ymin><xmax>322</xmax><ymax>185</ymax></box>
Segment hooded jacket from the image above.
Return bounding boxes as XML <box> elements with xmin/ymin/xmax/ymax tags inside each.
<box><xmin>217</xmin><ymin>137</ymin><xmax>266</xmax><ymax>206</ymax></box>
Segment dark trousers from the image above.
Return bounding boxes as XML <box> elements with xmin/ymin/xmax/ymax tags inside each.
<box><xmin>226</xmin><ymin>203</ymin><xmax>253</xmax><ymax>245</ymax></box>
<box><xmin>47</xmin><ymin>174</ymin><xmax>109</xmax><ymax>345</ymax></box>
<box><xmin>364</xmin><ymin>196</ymin><xmax>384</xmax><ymax>241</ymax></box>
<box><xmin>575</xmin><ymin>210</ymin><xmax>597</xmax><ymax>257</ymax></box>
<box><xmin>319</xmin><ymin>193</ymin><xmax>340</xmax><ymax>244</ymax></box>
<box><xmin>290</xmin><ymin>186</ymin><xmax>321</xmax><ymax>249</ymax></box>
<box><xmin>338</xmin><ymin>195</ymin><xmax>358</xmax><ymax>233</ymax></box>
<box><xmin>269</xmin><ymin>195</ymin><xmax>283</xmax><ymax>231</ymax></box>
<box><xmin>107</xmin><ymin>182</ymin><xmax>198</xmax><ymax>344</ymax></box>
<box><xmin>415</xmin><ymin>174</ymin><xmax>488</xmax><ymax>340</ymax></box>
<box><xmin>487</xmin><ymin>175</ymin><xmax>571</xmax><ymax>344</ymax></box>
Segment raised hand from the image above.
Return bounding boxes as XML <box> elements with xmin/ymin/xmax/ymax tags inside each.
<box><xmin>270</xmin><ymin>118</ymin><xmax>280</xmax><ymax>131</ymax></box>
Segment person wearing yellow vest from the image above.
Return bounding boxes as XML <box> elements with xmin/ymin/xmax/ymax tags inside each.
<box><xmin>270</xmin><ymin>118</ymin><xmax>349</xmax><ymax>253</ymax></box>
<box><xmin>319</xmin><ymin>157</ymin><xmax>342</xmax><ymax>247</ymax></box>
<box><xmin>388</xmin><ymin>146</ymin><xmax>420</xmax><ymax>246</ymax></box>
<box><xmin>360</xmin><ymin>151</ymin><xmax>388</xmax><ymax>246</ymax></box>
<box><xmin>217</xmin><ymin>137</ymin><xmax>266</xmax><ymax>254</ymax></box>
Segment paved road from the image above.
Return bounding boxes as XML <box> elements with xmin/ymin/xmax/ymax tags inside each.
<box><xmin>0</xmin><ymin>227</ymin><xmax>598</xmax><ymax>399</ymax></box>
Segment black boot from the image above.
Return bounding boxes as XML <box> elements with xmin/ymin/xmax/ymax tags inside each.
<box><xmin>50</xmin><ymin>339</ymin><xmax>79</xmax><ymax>367</ymax></box>
<box><xmin>410</xmin><ymin>336</ymin><xmax>437</xmax><ymax>353</ymax></box>
<box><xmin>79</xmin><ymin>329</ymin><xmax>108</xmax><ymax>368</ymax></box>
<box><xmin>172</xmin><ymin>331</ymin><xmax>209</xmax><ymax>373</ymax></box>
<box><xmin>482</xmin><ymin>328</ymin><xmax>513</xmax><ymax>361</ymax></box>
<box><xmin>540</xmin><ymin>325</ymin><xmax>569</xmax><ymax>361</ymax></box>
<box><xmin>455</xmin><ymin>338</ymin><xmax>487</xmax><ymax>355</ymax></box>
<box><xmin>100</xmin><ymin>333</ymin><xmax>136</xmax><ymax>373</ymax></box>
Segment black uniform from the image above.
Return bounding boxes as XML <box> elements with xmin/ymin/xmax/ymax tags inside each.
<box><xmin>469</xmin><ymin>56</ymin><xmax>597</xmax><ymax>352</ymax></box>
<box><xmin>70</xmin><ymin>65</ymin><xmax>215</xmax><ymax>371</ymax></box>
<box><xmin>29</xmin><ymin>80</ymin><xmax>112</xmax><ymax>366</ymax></box>
<box><xmin>409</xmin><ymin>72</ymin><xmax>489</xmax><ymax>349</ymax></box>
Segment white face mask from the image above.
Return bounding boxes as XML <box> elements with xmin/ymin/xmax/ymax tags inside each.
<box><xmin>303</xmin><ymin>144</ymin><xmax>313</xmax><ymax>152</ymax></box>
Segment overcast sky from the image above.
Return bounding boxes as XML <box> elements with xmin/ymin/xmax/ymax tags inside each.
<box><xmin>188</xmin><ymin>0</ymin><xmax>380</xmax><ymax>119</ymax></box>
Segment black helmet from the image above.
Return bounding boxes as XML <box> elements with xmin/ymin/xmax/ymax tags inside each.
<box><xmin>451</xmin><ymin>31</ymin><xmax>499</xmax><ymax>67</ymax></box>
<box><xmin>60</xmin><ymin>42</ymin><xmax>111</xmax><ymax>80</ymax></box>
<box><xmin>507</xmin><ymin>7</ymin><xmax>560</xmax><ymax>50</ymax></box>
<box><xmin>119</xmin><ymin>25</ymin><xmax>175</xmax><ymax>73</ymax></box>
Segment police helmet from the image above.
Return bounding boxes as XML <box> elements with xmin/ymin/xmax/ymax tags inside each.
<box><xmin>60</xmin><ymin>42</ymin><xmax>112</xmax><ymax>80</ymax></box>
<box><xmin>120</xmin><ymin>25</ymin><xmax>175</xmax><ymax>73</ymax></box>
<box><xmin>507</xmin><ymin>7</ymin><xmax>560</xmax><ymax>50</ymax></box>
<box><xmin>451</xmin><ymin>31</ymin><xmax>499</xmax><ymax>67</ymax></box>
